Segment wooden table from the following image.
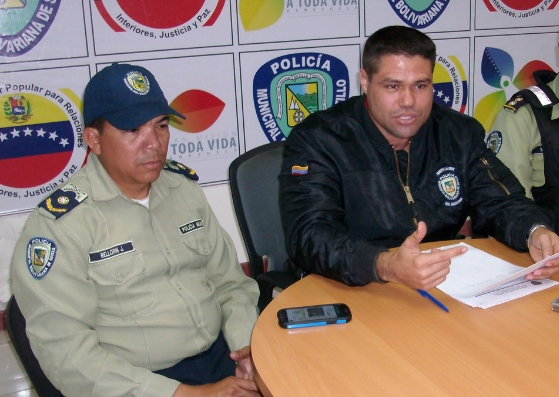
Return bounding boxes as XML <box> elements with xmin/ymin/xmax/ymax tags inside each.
<box><xmin>251</xmin><ymin>239</ymin><xmax>559</xmax><ymax>396</ymax></box>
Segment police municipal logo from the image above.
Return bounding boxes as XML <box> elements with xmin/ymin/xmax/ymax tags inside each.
<box><xmin>94</xmin><ymin>0</ymin><xmax>223</xmax><ymax>39</ymax></box>
<box><xmin>26</xmin><ymin>236</ymin><xmax>57</xmax><ymax>279</ymax></box>
<box><xmin>89</xmin><ymin>242</ymin><xmax>135</xmax><ymax>263</ymax></box>
<box><xmin>484</xmin><ymin>0</ymin><xmax>557</xmax><ymax>18</ymax></box>
<box><xmin>388</xmin><ymin>0</ymin><xmax>450</xmax><ymax>29</ymax></box>
<box><xmin>434</xmin><ymin>54</ymin><xmax>468</xmax><ymax>113</ymax></box>
<box><xmin>436</xmin><ymin>166</ymin><xmax>462</xmax><ymax>206</ymax></box>
<box><xmin>486</xmin><ymin>131</ymin><xmax>503</xmax><ymax>154</ymax></box>
<box><xmin>125</xmin><ymin>71</ymin><xmax>150</xmax><ymax>95</ymax></box>
<box><xmin>253</xmin><ymin>52</ymin><xmax>350</xmax><ymax>142</ymax></box>
<box><xmin>0</xmin><ymin>83</ymin><xmax>87</xmax><ymax>214</ymax></box>
<box><xmin>179</xmin><ymin>219</ymin><xmax>204</xmax><ymax>235</ymax></box>
<box><xmin>0</xmin><ymin>0</ymin><xmax>61</xmax><ymax>57</ymax></box>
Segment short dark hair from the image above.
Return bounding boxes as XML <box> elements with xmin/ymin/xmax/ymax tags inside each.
<box><xmin>362</xmin><ymin>25</ymin><xmax>436</xmax><ymax>78</ymax></box>
<box><xmin>86</xmin><ymin>117</ymin><xmax>106</xmax><ymax>133</ymax></box>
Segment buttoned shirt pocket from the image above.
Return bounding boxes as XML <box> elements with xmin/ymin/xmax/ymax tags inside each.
<box><xmin>87</xmin><ymin>252</ymin><xmax>157</xmax><ymax>320</ymax></box>
<box><xmin>181</xmin><ymin>229</ymin><xmax>212</xmax><ymax>269</ymax></box>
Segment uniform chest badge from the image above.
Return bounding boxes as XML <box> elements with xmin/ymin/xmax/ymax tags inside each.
<box><xmin>89</xmin><ymin>241</ymin><xmax>135</xmax><ymax>263</ymax></box>
<box><xmin>436</xmin><ymin>167</ymin><xmax>463</xmax><ymax>206</ymax></box>
<box><xmin>26</xmin><ymin>237</ymin><xmax>57</xmax><ymax>279</ymax></box>
<box><xmin>179</xmin><ymin>219</ymin><xmax>203</xmax><ymax>235</ymax></box>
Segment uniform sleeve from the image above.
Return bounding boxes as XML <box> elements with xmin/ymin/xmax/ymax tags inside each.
<box><xmin>489</xmin><ymin>106</ymin><xmax>542</xmax><ymax>199</ymax></box>
<box><xmin>193</xmin><ymin>186</ymin><xmax>259</xmax><ymax>352</ymax></box>
<box><xmin>278</xmin><ymin>127</ymin><xmax>387</xmax><ymax>286</ymax></box>
<box><xmin>11</xmin><ymin>211</ymin><xmax>180</xmax><ymax>397</ymax></box>
<box><xmin>467</xmin><ymin>122</ymin><xmax>553</xmax><ymax>251</ymax></box>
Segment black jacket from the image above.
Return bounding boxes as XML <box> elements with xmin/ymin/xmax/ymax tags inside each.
<box><xmin>279</xmin><ymin>95</ymin><xmax>552</xmax><ymax>286</ymax></box>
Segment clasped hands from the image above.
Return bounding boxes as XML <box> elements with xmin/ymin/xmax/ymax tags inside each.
<box><xmin>172</xmin><ymin>346</ymin><xmax>261</xmax><ymax>397</ymax></box>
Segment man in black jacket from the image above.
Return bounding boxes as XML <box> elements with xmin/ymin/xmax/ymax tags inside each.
<box><xmin>279</xmin><ymin>25</ymin><xmax>559</xmax><ymax>289</ymax></box>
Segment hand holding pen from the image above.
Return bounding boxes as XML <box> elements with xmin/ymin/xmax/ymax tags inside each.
<box><xmin>376</xmin><ymin>221</ymin><xmax>468</xmax><ymax>290</ymax></box>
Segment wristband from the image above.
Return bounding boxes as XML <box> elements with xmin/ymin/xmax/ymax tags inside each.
<box><xmin>527</xmin><ymin>224</ymin><xmax>548</xmax><ymax>248</ymax></box>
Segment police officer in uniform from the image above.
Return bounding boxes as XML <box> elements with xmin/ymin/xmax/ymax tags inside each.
<box><xmin>10</xmin><ymin>64</ymin><xmax>260</xmax><ymax>397</ymax></box>
<box><xmin>488</xmin><ymin>69</ymin><xmax>559</xmax><ymax>232</ymax></box>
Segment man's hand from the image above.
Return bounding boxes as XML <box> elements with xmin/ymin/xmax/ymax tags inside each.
<box><xmin>230</xmin><ymin>346</ymin><xmax>253</xmax><ymax>380</ymax></box>
<box><xmin>526</xmin><ymin>227</ymin><xmax>559</xmax><ymax>280</ymax></box>
<box><xmin>172</xmin><ymin>377</ymin><xmax>261</xmax><ymax>397</ymax></box>
<box><xmin>375</xmin><ymin>221</ymin><xmax>467</xmax><ymax>290</ymax></box>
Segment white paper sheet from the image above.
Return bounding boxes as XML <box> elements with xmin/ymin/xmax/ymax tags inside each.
<box><xmin>433</xmin><ymin>243</ymin><xmax>559</xmax><ymax>309</ymax></box>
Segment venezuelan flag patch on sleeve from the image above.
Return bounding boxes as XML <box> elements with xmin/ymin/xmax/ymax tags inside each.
<box><xmin>291</xmin><ymin>165</ymin><xmax>308</xmax><ymax>175</ymax></box>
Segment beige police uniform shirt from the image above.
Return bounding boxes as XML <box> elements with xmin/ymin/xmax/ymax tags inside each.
<box><xmin>11</xmin><ymin>154</ymin><xmax>259</xmax><ymax>397</ymax></box>
<box><xmin>488</xmin><ymin>73</ymin><xmax>559</xmax><ymax>199</ymax></box>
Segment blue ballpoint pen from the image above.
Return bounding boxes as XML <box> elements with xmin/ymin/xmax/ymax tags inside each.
<box><xmin>417</xmin><ymin>289</ymin><xmax>449</xmax><ymax>312</ymax></box>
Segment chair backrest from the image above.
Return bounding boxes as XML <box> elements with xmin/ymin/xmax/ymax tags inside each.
<box><xmin>5</xmin><ymin>295</ymin><xmax>63</xmax><ymax>397</ymax></box>
<box><xmin>229</xmin><ymin>141</ymin><xmax>288</xmax><ymax>279</ymax></box>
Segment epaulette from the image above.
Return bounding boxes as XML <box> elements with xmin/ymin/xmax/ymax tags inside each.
<box><xmin>502</xmin><ymin>94</ymin><xmax>528</xmax><ymax>113</ymax></box>
<box><xmin>504</xmin><ymin>82</ymin><xmax>559</xmax><ymax>113</ymax></box>
<box><xmin>163</xmin><ymin>159</ymin><xmax>199</xmax><ymax>181</ymax></box>
<box><xmin>38</xmin><ymin>183</ymin><xmax>88</xmax><ymax>220</ymax></box>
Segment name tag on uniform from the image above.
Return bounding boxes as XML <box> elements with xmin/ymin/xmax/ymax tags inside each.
<box><xmin>179</xmin><ymin>219</ymin><xmax>203</xmax><ymax>235</ymax></box>
<box><xmin>89</xmin><ymin>241</ymin><xmax>135</xmax><ymax>263</ymax></box>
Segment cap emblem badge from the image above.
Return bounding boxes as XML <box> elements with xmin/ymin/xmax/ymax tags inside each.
<box><xmin>124</xmin><ymin>71</ymin><xmax>150</xmax><ymax>95</ymax></box>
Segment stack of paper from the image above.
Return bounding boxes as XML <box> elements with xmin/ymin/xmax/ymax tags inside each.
<box><xmin>433</xmin><ymin>242</ymin><xmax>559</xmax><ymax>309</ymax></box>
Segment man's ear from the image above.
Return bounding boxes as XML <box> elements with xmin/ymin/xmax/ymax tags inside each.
<box><xmin>84</xmin><ymin>127</ymin><xmax>101</xmax><ymax>155</ymax></box>
<box><xmin>359</xmin><ymin>68</ymin><xmax>369</xmax><ymax>93</ymax></box>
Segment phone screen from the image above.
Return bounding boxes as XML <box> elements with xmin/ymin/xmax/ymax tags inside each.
<box><xmin>285</xmin><ymin>304</ymin><xmax>338</xmax><ymax>322</ymax></box>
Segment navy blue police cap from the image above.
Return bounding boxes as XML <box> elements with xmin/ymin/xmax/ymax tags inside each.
<box><xmin>83</xmin><ymin>63</ymin><xmax>185</xmax><ymax>130</ymax></box>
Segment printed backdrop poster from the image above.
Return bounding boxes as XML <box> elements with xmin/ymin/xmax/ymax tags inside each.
<box><xmin>433</xmin><ymin>37</ymin><xmax>471</xmax><ymax>115</ymax></box>
<box><xmin>90</xmin><ymin>0</ymin><xmax>232</xmax><ymax>55</ymax></box>
<box><xmin>365</xmin><ymin>0</ymin><xmax>471</xmax><ymax>35</ymax></box>
<box><xmin>473</xmin><ymin>31</ymin><xmax>559</xmax><ymax>133</ymax></box>
<box><xmin>240</xmin><ymin>44</ymin><xmax>361</xmax><ymax>151</ymax></box>
<box><xmin>0</xmin><ymin>66</ymin><xmax>90</xmax><ymax>214</ymax></box>
<box><xmin>0</xmin><ymin>1</ymin><xmax>87</xmax><ymax>63</ymax></box>
<box><xmin>475</xmin><ymin>0</ymin><xmax>559</xmax><ymax>30</ymax></box>
<box><xmin>99</xmin><ymin>54</ymin><xmax>241</xmax><ymax>185</ymax></box>
<box><xmin>237</xmin><ymin>0</ymin><xmax>360</xmax><ymax>45</ymax></box>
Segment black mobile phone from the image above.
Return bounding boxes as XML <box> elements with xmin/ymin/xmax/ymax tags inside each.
<box><xmin>277</xmin><ymin>303</ymin><xmax>352</xmax><ymax>329</ymax></box>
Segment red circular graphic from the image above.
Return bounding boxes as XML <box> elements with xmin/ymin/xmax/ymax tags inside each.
<box><xmin>500</xmin><ymin>0</ymin><xmax>543</xmax><ymax>10</ymax></box>
<box><xmin>116</xmin><ymin>0</ymin><xmax>205</xmax><ymax>29</ymax></box>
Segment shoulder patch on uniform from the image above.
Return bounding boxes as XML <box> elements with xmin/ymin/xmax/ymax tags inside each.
<box><xmin>26</xmin><ymin>237</ymin><xmax>57</xmax><ymax>279</ymax></box>
<box><xmin>164</xmin><ymin>159</ymin><xmax>199</xmax><ymax>181</ymax></box>
<box><xmin>486</xmin><ymin>131</ymin><xmax>503</xmax><ymax>154</ymax></box>
<box><xmin>502</xmin><ymin>94</ymin><xmax>528</xmax><ymax>113</ymax></box>
<box><xmin>38</xmin><ymin>183</ymin><xmax>88</xmax><ymax>220</ymax></box>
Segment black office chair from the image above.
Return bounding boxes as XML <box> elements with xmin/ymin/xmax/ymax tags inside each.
<box><xmin>5</xmin><ymin>295</ymin><xmax>64</xmax><ymax>397</ymax></box>
<box><xmin>229</xmin><ymin>141</ymin><xmax>298</xmax><ymax>311</ymax></box>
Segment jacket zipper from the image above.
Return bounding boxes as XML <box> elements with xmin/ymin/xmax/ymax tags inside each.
<box><xmin>480</xmin><ymin>157</ymin><xmax>511</xmax><ymax>195</ymax></box>
<box><xmin>392</xmin><ymin>141</ymin><xmax>418</xmax><ymax>228</ymax></box>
